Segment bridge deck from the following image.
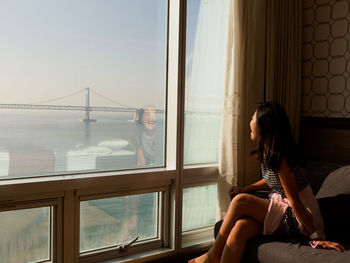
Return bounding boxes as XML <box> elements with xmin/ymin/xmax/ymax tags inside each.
<box><xmin>0</xmin><ymin>104</ymin><xmax>164</xmax><ymax>113</ymax></box>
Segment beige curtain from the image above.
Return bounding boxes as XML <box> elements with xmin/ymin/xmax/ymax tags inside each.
<box><xmin>218</xmin><ymin>0</ymin><xmax>266</xmax><ymax>219</ymax></box>
<box><xmin>265</xmin><ymin>0</ymin><xmax>302</xmax><ymax>140</ymax></box>
<box><xmin>218</xmin><ymin>0</ymin><xmax>302</xmax><ymax>219</ymax></box>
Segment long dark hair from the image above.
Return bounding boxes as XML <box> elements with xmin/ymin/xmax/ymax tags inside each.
<box><xmin>254</xmin><ymin>101</ymin><xmax>302</xmax><ymax>172</ymax></box>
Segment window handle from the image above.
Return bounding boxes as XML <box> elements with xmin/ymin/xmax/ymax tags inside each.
<box><xmin>117</xmin><ymin>236</ymin><xmax>138</xmax><ymax>252</ymax></box>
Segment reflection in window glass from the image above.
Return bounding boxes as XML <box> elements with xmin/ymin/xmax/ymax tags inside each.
<box><xmin>182</xmin><ymin>185</ymin><xmax>217</xmax><ymax>232</ymax></box>
<box><xmin>0</xmin><ymin>207</ymin><xmax>51</xmax><ymax>263</ymax></box>
<box><xmin>184</xmin><ymin>0</ymin><xmax>229</xmax><ymax>165</ymax></box>
<box><xmin>80</xmin><ymin>192</ymin><xmax>158</xmax><ymax>253</ymax></box>
<box><xmin>0</xmin><ymin>0</ymin><xmax>167</xmax><ymax>179</ymax></box>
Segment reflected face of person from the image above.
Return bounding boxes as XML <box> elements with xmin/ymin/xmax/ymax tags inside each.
<box><xmin>250</xmin><ymin>111</ymin><xmax>260</xmax><ymax>141</ymax></box>
<box><xmin>142</xmin><ymin>108</ymin><xmax>156</xmax><ymax>131</ymax></box>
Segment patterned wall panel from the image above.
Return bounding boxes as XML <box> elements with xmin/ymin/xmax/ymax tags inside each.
<box><xmin>302</xmin><ymin>0</ymin><xmax>350</xmax><ymax>117</ymax></box>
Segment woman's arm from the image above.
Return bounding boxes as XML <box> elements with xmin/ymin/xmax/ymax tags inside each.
<box><xmin>136</xmin><ymin>147</ymin><xmax>146</xmax><ymax>166</ymax></box>
<box><xmin>279</xmin><ymin>159</ymin><xmax>346</xmax><ymax>251</ymax></box>
<box><xmin>229</xmin><ymin>178</ymin><xmax>269</xmax><ymax>198</ymax></box>
<box><xmin>278</xmin><ymin>158</ymin><xmax>315</xmax><ymax>234</ymax></box>
<box><xmin>243</xmin><ymin>178</ymin><xmax>270</xmax><ymax>192</ymax></box>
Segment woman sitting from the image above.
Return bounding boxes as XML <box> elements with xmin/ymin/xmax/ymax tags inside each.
<box><xmin>189</xmin><ymin>101</ymin><xmax>345</xmax><ymax>263</ymax></box>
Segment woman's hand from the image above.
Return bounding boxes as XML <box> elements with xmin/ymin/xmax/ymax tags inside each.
<box><xmin>316</xmin><ymin>240</ymin><xmax>347</xmax><ymax>252</ymax></box>
<box><xmin>228</xmin><ymin>186</ymin><xmax>245</xmax><ymax>199</ymax></box>
<box><xmin>136</xmin><ymin>148</ymin><xmax>146</xmax><ymax>166</ymax></box>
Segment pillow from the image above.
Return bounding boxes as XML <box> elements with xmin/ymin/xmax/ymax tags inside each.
<box><xmin>316</xmin><ymin>165</ymin><xmax>350</xmax><ymax>199</ymax></box>
<box><xmin>304</xmin><ymin>160</ymin><xmax>345</xmax><ymax>195</ymax></box>
<box><xmin>98</xmin><ymin>139</ymin><xmax>129</xmax><ymax>150</ymax></box>
<box><xmin>68</xmin><ymin>146</ymin><xmax>112</xmax><ymax>156</ymax></box>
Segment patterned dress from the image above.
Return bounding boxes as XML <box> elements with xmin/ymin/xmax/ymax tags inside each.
<box><xmin>261</xmin><ymin>165</ymin><xmax>310</xmax><ymax>242</ymax></box>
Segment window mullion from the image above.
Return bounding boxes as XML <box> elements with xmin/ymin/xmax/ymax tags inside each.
<box><xmin>56</xmin><ymin>197</ymin><xmax>63</xmax><ymax>263</ymax></box>
<box><xmin>172</xmin><ymin>0</ymin><xmax>187</xmax><ymax>254</ymax></box>
<box><xmin>182</xmin><ymin>166</ymin><xmax>219</xmax><ymax>187</ymax></box>
<box><xmin>62</xmin><ymin>190</ymin><xmax>77</xmax><ymax>263</ymax></box>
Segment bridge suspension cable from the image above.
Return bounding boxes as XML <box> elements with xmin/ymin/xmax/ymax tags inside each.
<box><xmin>29</xmin><ymin>88</ymin><xmax>86</xmax><ymax>105</ymax></box>
<box><xmin>89</xmin><ymin>89</ymin><xmax>131</xmax><ymax>108</ymax></box>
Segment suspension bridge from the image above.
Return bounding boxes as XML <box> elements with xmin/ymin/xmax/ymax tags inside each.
<box><xmin>0</xmin><ymin>88</ymin><xmax>163</xmax><ymax>122</ymax></box>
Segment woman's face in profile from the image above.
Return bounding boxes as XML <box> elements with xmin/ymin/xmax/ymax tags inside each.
<box><xmin>142</xmin><ymin>108</ymin><xmax>156</xmax><ymax>131</ymax></box>
<box><xmin>250</xmin><ymin>111</ymin><xmax>260</xmax><ymax>141</ymax></box>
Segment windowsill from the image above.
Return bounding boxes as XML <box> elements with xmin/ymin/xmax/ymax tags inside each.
<box><xmin>0</xmin><ymin>162</ymin><xmax>219</xmax><ymax>187</ymax></box>
<box><xmin>0</xmin><ymin>167</ymin><xmax>172</xmax><ymax>185</ymax></box>
<box><xmin>181</xmin><ymin>237</ymin><xmax>214</xmax><ymax>251</ymax></box>
<box><xmin>183</xmin><ymin>163</ymin><xmax>218</xmax><ymax>169</ymax></box>
<box><xmin>0</xmin><ymin>168</ymin><xmax>177</xmax><ymax>186</ymax></box>
<box><xmin>100</xmin><ymin>248</ymin><xmax>175</xmax><ymax>263</ymax></box>
<box><xmin>0</xmin><ymin>168</ymin><xmax>176</xmax><ymax>199</ymax></box>
<box><xmin>182</xmin><ymin>226</ymin><xmax>215</xmax><ymax>249</ymax></box>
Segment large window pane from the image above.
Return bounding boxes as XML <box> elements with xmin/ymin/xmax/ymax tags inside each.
<box><xmin>182</xmin><ymin>185</ymin><xmax>217</xmax><ymax>232</ymax></box>
<box><xmin>0</xmin><ymin>207</ymin><xmax>51</xmax><ymax>263</ymax></box>
<box><xmin>80</xmin><ymin>192</ymin><xmax>158</xmax><ymax>253</ymax></box>
<box><xmin>184</xmin><ymin>0</ymin><xmax>229</xmax><ymax>165</ymax></box>
<box><xmin>0</xmin><ymin>0</ymin><xmax>167</xmax><ymax>179</ymax></box>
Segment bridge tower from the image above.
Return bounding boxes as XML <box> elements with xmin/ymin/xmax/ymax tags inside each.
<box><xmin>83</xmin><ymin>87</ymin><xmax>96</xmax><ymax>122</ymax></box>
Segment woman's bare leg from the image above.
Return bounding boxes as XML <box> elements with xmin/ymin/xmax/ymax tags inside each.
<box><xmin>188</xmin><ymin>194</ymin><xmax>269</xmax><ymax>263</ymax></box>
<box><xmin>220</xmin><ymin>217</ymin><xmax>262</xmax><ymax>263</ymax></box>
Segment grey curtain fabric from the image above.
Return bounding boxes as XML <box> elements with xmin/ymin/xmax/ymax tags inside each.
<box><xmin>218</xmin><ymin>0</ymin><xmax>302</xmax><ymax>219</ymax></box>
<box><xmin>265</xmin><ymin>0</ymin><xmax>302</xmax><ymax>141</ymax></box>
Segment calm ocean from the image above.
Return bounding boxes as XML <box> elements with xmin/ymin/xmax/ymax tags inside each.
<box><xmin>0</xmin><ymin>110</ymin><xmax>165</xmax><ymax>178</ymax></box>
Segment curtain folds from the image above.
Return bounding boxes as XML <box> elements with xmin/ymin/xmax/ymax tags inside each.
<box><xmin>218</xmin><ymin>0</ymin><xmax>302</xmax><ymax>219</ymax></box>
<box><xmin>218</xmin><ymin>0</ymin><xmax>266</xmax><ymax>219</ymax></box>
<box><xmin>265</xmin><ymin>0</ymin><xmax>302</xmax><ymax>140</ymax></box>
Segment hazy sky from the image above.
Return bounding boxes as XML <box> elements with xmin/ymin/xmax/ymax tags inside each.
<box><xmin>0</xmin><ymin>0</ymin><xmax>201</xmax><ymax>109</ymax></box>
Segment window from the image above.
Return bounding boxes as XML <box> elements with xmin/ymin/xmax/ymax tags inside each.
<box><xmin>182</xmin><ymin>184</ymin><xmax>217</xmax><ymax>232</ymax></box>
<box><xmin>0</xmin><ymin>199</ymin><xmax>59</xmax><ymax>263</ymax></box>
<box><xmin>184</xmin><ymin>0</ymin><xmax>228</xmax><ymax>165</ymax></box>
<box><xmin>0</xmin><ymin>207</ymin><xmax>51</xmax><ymax>263</ymax></box>
<box><xmin>181</xmin><ymin>0</ymin><xmax>229</xmax><ymax>243</ymax></box>
<box><xmin>80</xmin><ymin>192</ymin><xmax>159</xmax><ymax>254</ymax></box>
<box><xmin>0</xmin><ymin>0</ymin><xmax>229</xmax><ymax>262</ymax></box>
<box><xmin>0</xmin><ymin>0</ymin><xmax>167</xmax><ymax>179</ymax></box>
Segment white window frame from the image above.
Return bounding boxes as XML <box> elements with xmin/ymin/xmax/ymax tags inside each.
<box><xmin>0</xmin><ymin>0</ymin><xmax>220</xmax><ymax>262</ymax></box>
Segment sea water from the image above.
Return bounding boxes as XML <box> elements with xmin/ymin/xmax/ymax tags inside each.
<box><xmin>0</xmin><ymin>110</ymin><xmax>165</xmax><ymax>178</ymax></box>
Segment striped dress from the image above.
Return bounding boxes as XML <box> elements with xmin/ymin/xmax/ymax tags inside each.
<box><xmin>261</xmin><ymin>165</ymin><xmax>323</xmax><ymax>242</ymax></box>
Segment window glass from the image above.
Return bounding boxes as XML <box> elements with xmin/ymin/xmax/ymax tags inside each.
<box><xmin>182</xmin><ymin>184</ymin><xmax>217</xmax><ymax>232</ymax></box>
<box><xmin>184</xmin><ymin>0</ymin><xmax>229</xmax><ymax>165</ymax></box>
<box><xmin>0</xmin><ymin>207</ymin><xmax>51</xmax><ymax>263</ymax></box>
<box><xmin>0</xmin><ymin>0</ymin><xmax>167</xmax><ymax>179</ymax></box>
<box><xmin>80</xmin><ymin>192</ymin><xmax>158</xmax><ymax>253</ymax></box>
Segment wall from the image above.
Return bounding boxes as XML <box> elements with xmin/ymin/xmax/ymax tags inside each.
<box><xmin>302</xmin><ymin>0</ymin><xmax>350</xmax><ymax>117</ymax></box>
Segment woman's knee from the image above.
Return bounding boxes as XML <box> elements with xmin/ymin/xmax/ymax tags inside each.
<box><xmin>228</xmin><ymin>193</ymin><xmax>269</xmax><ymax>225</ymax></box>
<box><xmin>230</xmin><ymin>193</ymin><xmax>252</xmax><ymax>210</ymax></box>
